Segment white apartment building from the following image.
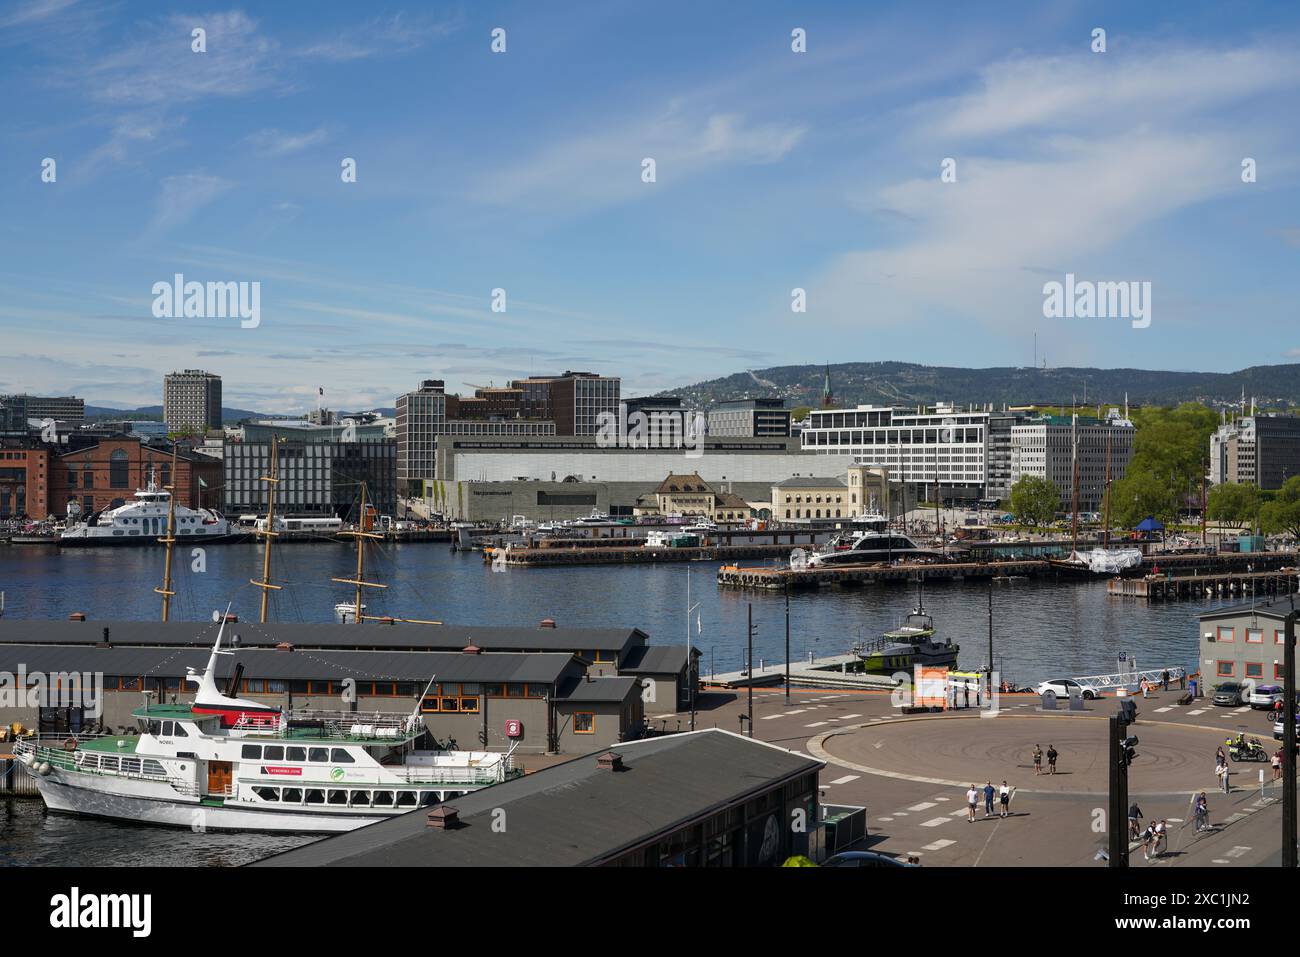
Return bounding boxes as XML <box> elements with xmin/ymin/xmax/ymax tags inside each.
<box><xmin>1009</xmin><ymin>410</ymin><xmax>1134</xmax><ymax>512</ymax></box>
<box><xmin>800</xmin><ymin>402</ymin><xmax>989</xmax><ymax>499</ymax></box>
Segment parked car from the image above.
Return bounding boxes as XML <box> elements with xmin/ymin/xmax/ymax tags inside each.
<box><xmin>821</xmin><ymin>851</ymin><xmax>920</xmax><ymax>868</ymax></box>
<box><xmin>1033</xmin><ymin>678</ymin><xmax>1100</xmax><ymax>701</ymax></box>
<box><xmin>1249</xmin><ymin>685</ymin><xmax>1286</xmax><ymax>709</ymax></box>
<box><xmin>1274</xmin><ymin>713</ymin><xmax>1300</xmax><ymax>740</ymax></box>
<box><xmin>1213</xmin><ymin>682</ymin><xmax>1248</xmax><ymax>707</ymax></box>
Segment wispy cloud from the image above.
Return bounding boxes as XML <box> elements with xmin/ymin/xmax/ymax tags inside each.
<box><xmin>245</xmin><ymin>126</ymin><xmax>329</xmax><ymax>157</ymax></box>
<box><xmin>0</xmin><ymin>0</ymin><xmax>78</xmax><ymax>29</ymax></box>
<box><xmin>295</xmin><ymin>11</ymin><xmax>460</xmax><ymax>62</ymax></box>
<box><xmin>477</xmin><ymin>107</ymin><xmax>806</xmax><ymax>212</ymax></box>
<box><xmin>144</xmin><ymin>173</ymin><xmax>233</xmax><ymax>239</ymax></box>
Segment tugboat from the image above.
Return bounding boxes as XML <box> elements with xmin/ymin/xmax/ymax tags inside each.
<box><xmin>13</xmin><ymin>615</ymin><xmax>519</xmax><ymax>833</ymax></box>
<box><xmin>851</xmin><ymin>584</ymin><xmax>959</xmax><ymax>674</ymax></box>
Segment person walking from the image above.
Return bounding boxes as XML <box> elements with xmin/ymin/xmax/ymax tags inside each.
<box><xmin>1273</xmin><ymin>748</ymin><xmax>1283</xmax><ymax>782</ymax></box>
<box><xmin>1128</xmin><ymin>802</ymin><xmax>1144</xmax><ymax>840</ymax></box>
<box><xmin>983</xmin><ymin>780</ymin><xmax>995</xmax><ymax>818</ymax></box>
<box><xmin>998</xmin><ymin>781</ymin><xmax>1011</xmax><ymax>818</ymax></box>
<box><xmin>1219</xmin><ymin>760</ymin><xmax>1231</xmax><ymax>794</ymax></box>
<box><xmin>966</xmin><ymin>784</ymin><xmax>978</xmax><ymax>822</ymax></box>
<box><xmin>1161</xmin><ymin>669</ymin><xmax>1169</xmax><ymax>692</ymax></box>
<box><xmin>1032</xmin><ymin>744</ymin><xmax>1043</xmax><ymax>776</ymax></box>
<box><xmin>1193</xmin><ymin>793</ymin><xmax>1209</xmax><ymax>832</ymax></box>
<box><xmin>1046</xmin><ymin>745</ymin><xmax>1058</xmax><ymax>775</ymax></box>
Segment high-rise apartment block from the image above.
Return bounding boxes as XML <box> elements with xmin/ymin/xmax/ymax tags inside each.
<box><xmin>163</xmin><ymin>370</ymin><xmax>222</xmax><ymax>434</ymax></box>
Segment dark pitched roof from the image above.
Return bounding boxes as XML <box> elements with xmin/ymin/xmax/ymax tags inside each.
<box><xmin>715</xmin><ymin>491</ymin><xmax>751</xmax><ymax>509</ymax></box>
<box><xmin>773</xmin><ymin>476</ymin><xmax>845</xmax><ymax>489</ymax></box>
<box><xmin>251</xmin><ymin>730</ymin><xmax>823</xmax><ymax>868</ymax></box>
<box><xmin>620</xmin><ymin>644</ymin><xmax>690</xmax><ymax>675</ymax></box>
<box><xmin>0</xmin><ymin>619</ymin><xmax>648</xmax><ymax>655</ymax></box>
<box><xmin>0</xmin><ymin>644</ymin><xmax>576</xmax><ymax>685</ymax></box>
<box><xmin>1198</xmin><ymin>600</ymin><xmax>1298</xmax><ymax>623</ymax></box>
<box><xmin>555</xmin><ymin>675</ymin><xmax>639</xmax><ymax>704</ymax></box>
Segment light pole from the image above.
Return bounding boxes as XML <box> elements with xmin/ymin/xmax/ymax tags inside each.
<box><xmin>1284</xmin><ymin>611</ymin><xmax>1297</xmax><ymax>868</ymax></box>
<box><xmin>785</xmin><ymin>578</ymin><xmax>791</xmax><ymax>704</ymax></box>
<box><xmin>685</xmin><ymin>566</ymin><xmax>701</xmax><ymax>731</ymax></box>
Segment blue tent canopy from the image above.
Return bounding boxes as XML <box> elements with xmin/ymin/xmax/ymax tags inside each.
<box><xmin>1135</xmin><ymin>516</ymin><xmax>1165</xmax><ymax>532</ymax></box>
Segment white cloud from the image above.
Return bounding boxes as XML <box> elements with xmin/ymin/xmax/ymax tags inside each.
<box><xmin>245</xmin><ymin>126</ymin><xmax>329</xmax><ymax>157</ymax></box>
<box><xmin>476</xmin><ymin>107</ymin><xmax>806</xmax><ymax>212</ymax></box>
<box><xmin>295</xmin><ymin>11</ymin><xmax>460</xmax><ymax>62</ymax></box>
<box><xmin>145</xmin><ymin>174</ymin><xmax>233</xmax><ymax>238</ymax></box>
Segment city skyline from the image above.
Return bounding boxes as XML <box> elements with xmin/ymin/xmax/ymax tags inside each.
<box><xmin>2</xmin><ymin>1</ymin><xmax>1299</xmax><ymax>413</ymax></box>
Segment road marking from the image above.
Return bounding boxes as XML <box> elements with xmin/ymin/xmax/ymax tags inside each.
<box><xmin>1154</xmin><ymin>707</ymin><xmax>1172</xmax><ymax>713</ymax></box>
<box><xmin>830</xmin><ymin>775</ymin><xmax>860</xmax><ymax>785</ymax></box>
<box><xmin>907</xmin><ymin>802</ymin><xmax>937</xmax><ymax>812</ymax></box>
<box><xmin>920</xmin><ymin>817</ymin><xmax>950</xmax><ymax>827</ymax></box>
<box><xmin>805</xmin><ymin>721</ymin><xmax>828</xmax><ymax>728</ymax></box>
<box><xmin>934</xmin><ymin>796</ymin><xmax>951</xmax><ymax>802</ymax></box>
<box><xmin>1224</xmin><ymin>812</ymin><xmax>1246</xmax><ymax>823</ymax></box>
<box><xmin>893</xmin><ymin>811</ymin><xmax>909</xmax><ymax>817</ymax></box>
<box><xmin>922</xmin><ymin>839</ymin><xmax>956</xmax><ymax>851</ymax></box>
<box><xmin>1211</xmin><ymin>859</ymin><xmax>1230</xmax><ymax>864</ymax></box>
<box><xmin>840</xmin><ymin>713</ymin><xmax>862</xmax><ymax>720</ymax></box>
<box><xmin>1233</xmin><ymin>707</ymin><xmax>1251</xmax><ymax>714</ymax></box>
<box><xmin>759</xmin><ymin>714</ymin><xmax>785</xmax><ymax>720</ymax></box>
<box><xmin>877</xmin><ymin>816</ymin><xmax>894</xmax><ymax>822</ymax></box>
<box><xmin>1187</xmin><ymin>709</ymin><xmax>1206</xmax><ymax>715</ymax></box>
<box><xmin>1224</xmin><ymin>845</ymin><xmax>1251</xmax><ymax>858</ymax></box>
<box><xmin>949</xmin><ymin>808</ymin><xmax>969</xmax><ymax>817</ymax></box>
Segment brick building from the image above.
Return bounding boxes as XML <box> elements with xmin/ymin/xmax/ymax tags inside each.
<box><xmin>0</xmin><ymin>445</ymin><xmax>50</xmax><ymax>519</ymax></box>
<box><xmin>48</xmin><ymin>438</ymin><xmax>221</xmax><ymax>519</ymax></box>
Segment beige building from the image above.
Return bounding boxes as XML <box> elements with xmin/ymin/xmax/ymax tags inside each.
<box><xmin>645</xmin><ymin>473</ymin><xmax>754</xmax><ymax>521</ymax></box>
<box><xmin>772</xmin><ymin>465</ymin><xmax>893</xmax><ymax>521</ymax></box>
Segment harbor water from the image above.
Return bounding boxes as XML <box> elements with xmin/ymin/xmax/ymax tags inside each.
<box><xmin>0</xmin><ymin>540</ymin><xmax>1248</xmax><ymax>865</ymax></box>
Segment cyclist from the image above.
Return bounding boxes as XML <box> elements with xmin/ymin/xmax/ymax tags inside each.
<box><xmin>1128</xmin><ymin>802</ymin><xmax>1143</xmax><ymax>840</ymax></box>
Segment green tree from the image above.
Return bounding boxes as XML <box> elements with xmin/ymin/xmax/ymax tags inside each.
<box><xmin>1260</xmin><ymin>476</ymin><xmax>1300</xmax><ymax>540</ymax></box>
<box><xmin>1110</xmin><ymin>470</ymin><xmax>1179</xmax><ymax>528</ymax></box>
<box><xmin>1009</xmin><ymin>476</ymin><xmax>1060</xmax><ymax>526</ymax></box>
<box><xmin>1206</xmin><ymin>482</ymin><xmax>1262</xmax><ymax>530</ymax></box>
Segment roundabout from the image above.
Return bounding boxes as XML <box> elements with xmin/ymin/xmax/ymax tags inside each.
<box><xmin>811</xmin><ymin>712</ymin><xmax>1251</xmax><ymax>796</ymax></box>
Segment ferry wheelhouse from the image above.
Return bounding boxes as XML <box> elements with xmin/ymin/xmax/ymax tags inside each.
<box><xmin>14</xmin><ymin>622</ymin><xmax>518</xmax><ymax>833</ymax></box>
<box><xmin>60</xmin><ymin>473</ymin><xmax>229</xmax><ymax>546</ymax></box>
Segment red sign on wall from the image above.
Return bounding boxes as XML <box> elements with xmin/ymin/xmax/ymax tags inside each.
<box><xmin>504</xmin><ymin>719</ymin><xmax>522</xmax><ymax>738</ymax></box>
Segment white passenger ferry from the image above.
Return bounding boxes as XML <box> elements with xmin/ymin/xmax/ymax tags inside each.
<box><xmin>60</xmin><ymin>473</ymin><xmax>229</xmax><ymax>546</ymax></box>
<box><xmin>14</xmin><ymin>621</ymin><xmax>518</xmax><ymax>832</ymax></box>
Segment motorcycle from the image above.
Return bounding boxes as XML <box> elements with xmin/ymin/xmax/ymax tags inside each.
<box><xmin>1226</xmin><ymin>736</ymin><xmax>1269</xmax><ymax>762</ymax></box>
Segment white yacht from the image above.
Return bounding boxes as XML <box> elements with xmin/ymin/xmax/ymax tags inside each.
<box><xmin>14</xmin><ymin>619</ymin><xmax>518</xmax><ymax>833</ymax></box>
<box><xmin>60</xmin><ymin>474</ymin><xmax>229</xmax><ymax>546</ymax></box>
<box><xmin>807</xmin><ymin>512</ymin><xmax>931</xmax><ymax>566</ymax></box>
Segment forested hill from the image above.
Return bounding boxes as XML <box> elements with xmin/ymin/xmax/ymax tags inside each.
<box><xmin>658</xmin><ymin>362</ymin><xmax>1300</xmax><ymax>410</ymax></box>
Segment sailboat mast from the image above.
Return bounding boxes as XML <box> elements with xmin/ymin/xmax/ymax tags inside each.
<box><xmin>332</xmin><ymin>481</ymin><xmax>387</xmax><ymax>624</ymax></box>
<box><xmin>155</xmin><ymin>446</ymin><xmax>179</xmax><ymax>622</ymax></box>
<box><xmin>252</xmin><ymin>435</ymin><xmax>282</xmax><ymax>623</ymax></box>
<box><xmin>1070</xmin><ymin>415</ymin><xmax>1080</xmax><ymax>556</ymax></box>
<box><xmin>1103</xmin><ymin>430</ymin><xmax>1112</xmax><ymax>550</ymax></box>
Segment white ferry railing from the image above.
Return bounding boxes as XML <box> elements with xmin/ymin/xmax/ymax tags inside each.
<box><xmin>232</xmin><ymin>709</ymin><xmax>420</xmax><ymax>740</ymax></box>
<box><xmin>13</xmin><ymin>739</ymin><xmax>197</xmax><ymax>795</ymax></box>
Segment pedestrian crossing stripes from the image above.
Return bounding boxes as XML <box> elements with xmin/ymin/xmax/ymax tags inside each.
<box><xmin>920</xmin><ymin>817</ymin><xmax>950</xmax><ymax>827</ymax></box>
<box><xmin>1153</xmin><ymin>707</ymin><xmax>1172</xmax><ymax>713</ymax></box>
<box><xmin>805</xmin><ymin>721</ymin><xmax>828</xmax><ymax>728</ymax></box>
<box><xmin>907</xmin><ymin>802</ymin><xmax>937</xmax><ymax>812</ymax></box>
<box><xmin>829</xmin><ymin>775</ymin><xmax>860</xmax><ymax>785</ymax></box>
<box><xmin>922</xmin><ymin>839</ymin><xmax>955</xmax><ymax>851</ymax></box>
<box><xmin>1187</xmin><ymin>709</ymin><xmax>1207</xmax><ymax>715</ymax></box>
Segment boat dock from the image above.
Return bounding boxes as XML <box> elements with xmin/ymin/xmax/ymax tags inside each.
<box><xmin>716</xmin><ymin>559</ymin><xmax>1051</xmax><ymax>590</ymax></box>
<box><xmin>489</xmin><ymin>544</ymin><xmax>806</xmax><ymax>566</ymax></box>
<box><xmin>1107</xmin><ymin>569</ymin><xmax>1300</xmax><ymax>602</ymax></box>
<box><xmin>707</xmin><ymin>653</ymin><xmax>899</xmax><ymax>690</ymax></box>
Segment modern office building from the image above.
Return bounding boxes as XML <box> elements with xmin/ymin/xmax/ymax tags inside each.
<box><xmin>510</xmin><ymin>371</ymin><xmax>620</xmax><ymax>436</ymax></box>
<box><xmin>1009</xmin><ymin>410</ymin><xmax>1134</xmax><ymax>512</ymax></box>
<box><xmin>1210</xmin><ymin>414</ymin><xmax>1300</xmax><ymax>490</ymax></box>
<box><xmin>708</xmin><ymin>398</ymin><xmax>791</xmax><ymax>438</ymax></box>
<box><xmin>223</xmin><ymin>439</ymin><xmax>397</xmax><ymax>518</ymax></box>
<box><xmin>801</xmin><ymin>402</ymin><xmax>989</xmax><ymax>501</ymax></box>
<box><xmin>396</xmin><ymin>380</ymin><xmax>556</xmax><ymax>497</ymax></box>
<box><xmin>985</xmin><ymin>410</ymin><xmax>1031</xmax><ymax>503</ymax></box>
<box><xmin>0</xmin><ymin>393</ymin><xmax>85</xmax><ymax>424</ymax></box>
<box><xmin>163</xmin><ymin>370</ymin><xmax>222</xmax><ymax>433</ymax></box>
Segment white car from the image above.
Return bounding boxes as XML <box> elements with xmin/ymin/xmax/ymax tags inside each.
<box><xmin>1033</xmin><ymin>678</ymin><xmax>1100</xmax><ymax>701</ymax></box>
<box><xmin>1249</xmin><ymin>685</ymin><xmax>1286</xmax><ymax>709</ymax></box>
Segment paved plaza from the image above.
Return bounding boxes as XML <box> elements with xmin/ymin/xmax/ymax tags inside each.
<box><xmin>662</xmin><ymin>683</ymin><xmax>1289</xmax><ymax>866</ymax></box>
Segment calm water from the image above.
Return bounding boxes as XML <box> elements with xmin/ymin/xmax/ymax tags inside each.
<box><xmin>0</xmin><ymin>540</ymin><xmax>1242</xmax><ymax>865</ymax></box>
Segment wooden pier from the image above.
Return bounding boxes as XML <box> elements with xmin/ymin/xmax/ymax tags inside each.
<box><xmin>716</xmin><ymin>559</ymin><xmax>1052</xmax><ymax>590</ymax></box>
<box><xmin>1107</xmin><ymin>569</ymin><xmax>1300</xmax><ymax>602</ymax></box>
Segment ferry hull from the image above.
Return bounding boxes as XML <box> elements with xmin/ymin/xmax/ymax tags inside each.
<box><xmin>33</xmin><ymin>775</ymin><xmax>387</xmax><ymax>834</ymax></box>
<box><xmin>59</xmin><ymin>532</ymin><xmax>237</xmax><ymax>548</ymax></box>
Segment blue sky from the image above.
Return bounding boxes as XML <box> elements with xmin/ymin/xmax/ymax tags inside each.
<box><xmin>1</xmin><ymin>0</ymin><xmax>1297</xmax><ymax>412</ymax></box>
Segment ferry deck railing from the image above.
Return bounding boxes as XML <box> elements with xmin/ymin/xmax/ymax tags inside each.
<box><xmin>12</xmin><ymin>738</ymin><xmax>197</xmax><ymax>795</ymax></box>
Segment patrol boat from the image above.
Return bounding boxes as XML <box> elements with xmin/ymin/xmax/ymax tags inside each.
<box><xmin>851</xmin><ymin>592</ymin><xmax>959</xmax><ymax>674</ymax></box>
<box><xmin>14</xmin><ymin>618</ymin><xmax>518</xmax><ymax>833</ymax></box>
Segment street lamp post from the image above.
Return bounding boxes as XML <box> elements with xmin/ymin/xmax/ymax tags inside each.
<box><xmin>785</xmin><ymin>579</ymin><xmax>791</xmax><ymax>704</ymax></box>
<box><xmin>1284</xmin><ymin>611</ymin><xmax>1297</xmax><ymax>868</ymax></box>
